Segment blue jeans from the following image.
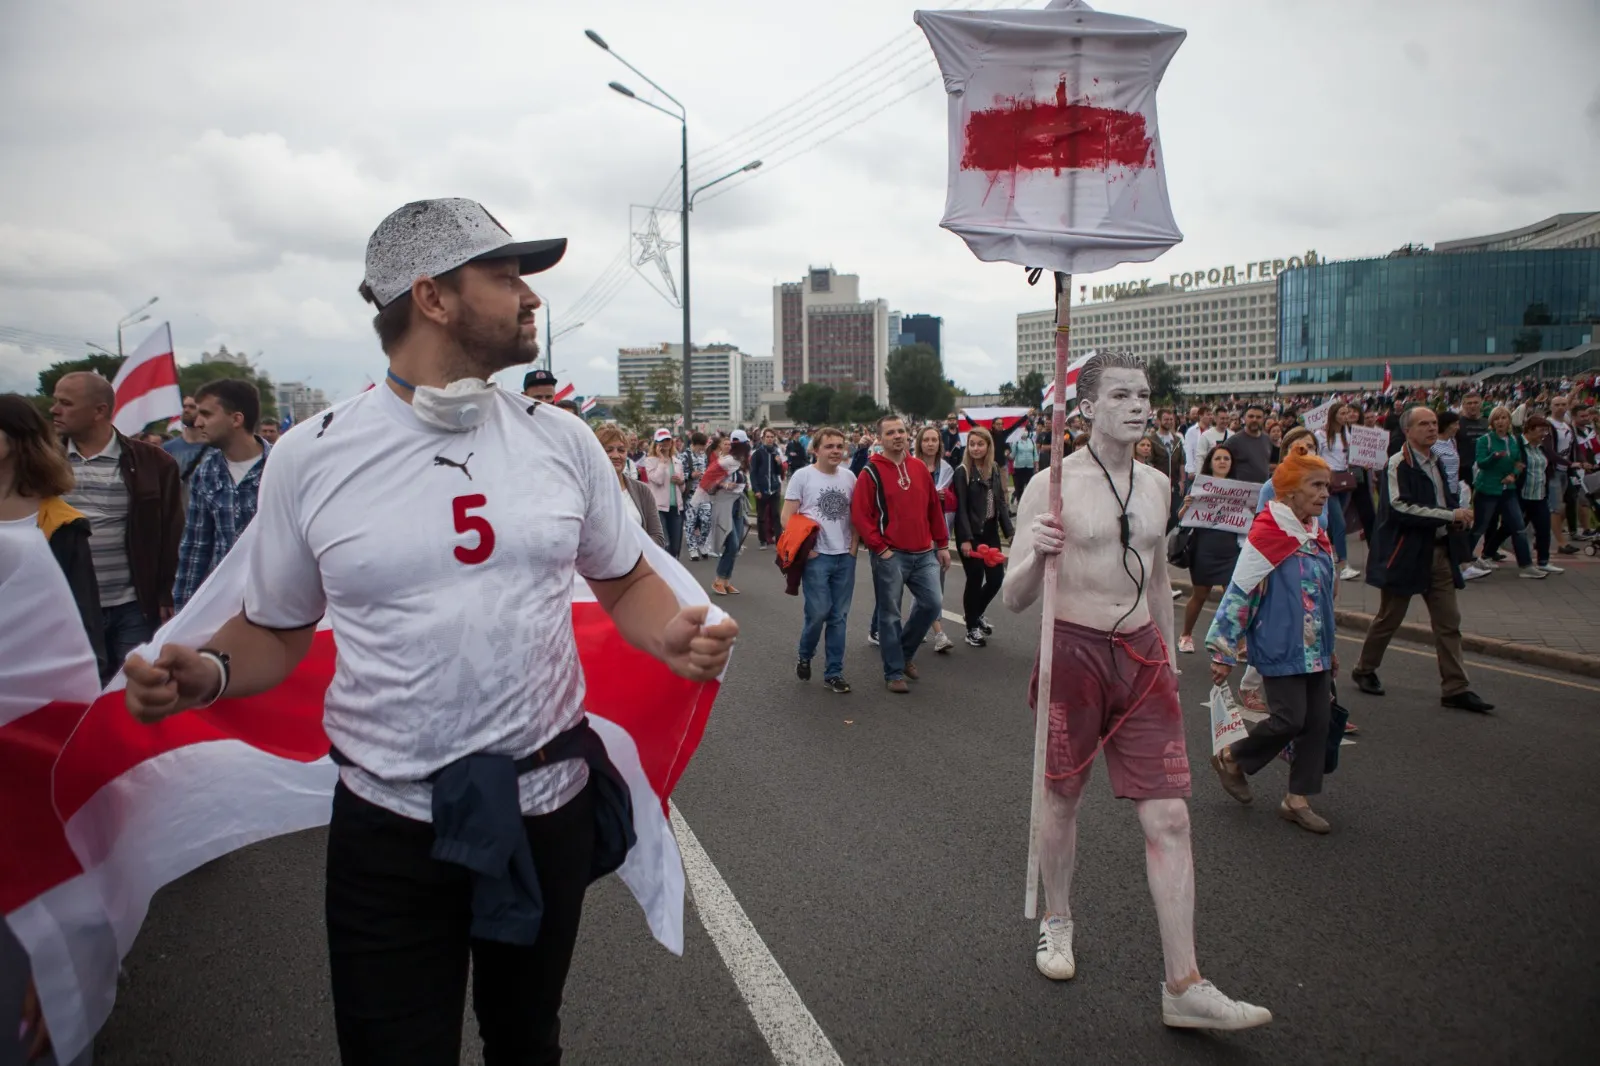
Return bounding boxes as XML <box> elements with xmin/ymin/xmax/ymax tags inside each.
<box><xmin>1327</xmin><ymin>489</ymin><xmax>1349</xmax><ymax>561</ymax></box>
<box><xmin>1472</xmin><ymin>491</ymin><xmax>1532</xmax><ymax>568</ymax></box>
<box><xmin>659</xmin><ymin>508</ymin><xmax>683</xmax><ymax>557</ymax></box>
<box><xmin>798</xmin><ymin>552</ymin><xmax>856</xmax><ymax>679</ymax></box>
<box><xmin>102</xmin><ymin>599</ymin><xmax>155</xmax><ymax>682</ymax></box>
<box><xmin>868</xmin><ymin>550</ymin><xmax>942</xmax><ymax>681</ymax></box>
<box><xmin>715</xmin><ymin>510</ymin><xmax>747</xmax><ymax>579</ymax></box>
<box><xmin>1488</xmin><ymin>496</ymin><xmax>1549</xmax><ymax>565</ymax></box>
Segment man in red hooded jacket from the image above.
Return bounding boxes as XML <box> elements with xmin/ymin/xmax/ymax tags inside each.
<box><xmin>851</xmin><ymin>414</ymin><xmax>950</xmax><ymax>693</ymax></box>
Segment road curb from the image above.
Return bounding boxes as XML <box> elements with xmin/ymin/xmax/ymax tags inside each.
<box><xmin>1173</xmin><ymin>583</ymin><xmax>1598</xmax><ymax>679</ymax></box>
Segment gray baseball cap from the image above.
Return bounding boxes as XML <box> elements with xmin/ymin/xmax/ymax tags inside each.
<box><xmin>361</xmin><ymin>198</ymin><xmax>566</xmax><ymax>308</ymax></box>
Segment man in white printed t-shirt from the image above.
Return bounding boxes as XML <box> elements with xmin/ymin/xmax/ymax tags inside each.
<box><xmin>783</xmin><ymin>426</ymin><xmax>859</xmax><ymax>694</ymax></box>
<box><xmin>122</xmin><ymin>198</ymin><xmax>739</xmax><ymax>1066</ymax></box>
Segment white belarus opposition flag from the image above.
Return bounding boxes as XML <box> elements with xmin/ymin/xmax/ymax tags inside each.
<box><xmin>110</xmin><ymin>323</ymin><xmax>181</xmax><ymax>435</ymax></box>
<box><xmin>915</xmin><ymin>0</ymin><xmax>1186</xmax><ymax>274</ymax></box>
<box><xmin>3</xmin><ymin>519</ymin><xmax>725</xmax><ymax>1062</ymax></box>
<box><xmin>1040</xmin><ymin>353</ymin><xmax>1096</xmax><ymax>409</ymax></box>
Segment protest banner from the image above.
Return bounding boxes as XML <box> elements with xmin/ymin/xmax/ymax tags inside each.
<box><xmin>1302</xmin><ymin>400</ymin><xmax>1337</xmax><ymax>437</ymax></box>
<box><xmin>1180</xmin><ymin>475</ymin><xmax>1258</xmax><ymax>533</ymax></box>
<box><xmin>1346</xmin><ymin>424</ymin><xmax>1389</xmax><ymax>470</ymax></box>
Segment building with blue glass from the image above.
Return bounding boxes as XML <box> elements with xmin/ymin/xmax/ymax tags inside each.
<box><xmin>1275</xmin><ymin>213</ymin><xmax>1600</xmax><ymax>393</ymax></box>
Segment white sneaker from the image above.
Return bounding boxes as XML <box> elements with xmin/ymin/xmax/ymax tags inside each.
<box><xmin>1538</xmin><ymin>563</ymin><xmax>1565</xmax><ymax>574</ymax></box>
<box><xmin>1161</xmin><ymin>980</ymin><xmax>1272</xmax><ymax>1031</ymax></box>
<box><xmin>688</xmin><ymin>548</ymin><xmax>700</xmax><ymax>561</ymax></box>
<box><xmin>1462</xmin><ymin>563</ymin><xmax>1492</xmax><ymax>581</ymax></box>
<box><xmin>1519</xmin><ymin>566</ymin><xmax>1548</xmax><ymax>580</ymax></box>
<box><xmin>1338</xmin><ymin>566</ymin><xmax>1361</xmax><ymax>580</ymax></box>
<box><xmin>934</xmin><ymin>631</ymin><xmax>954</xmax><ymax>654</ymax></box>
<box><xmin>1035</xmin><ymin>916</ymin><xmax>1075</xmax><ymax>980</ymax></box>
<box><xmin>1476</xmin><ymin>556</ymin><xmax>1501</xmax><ymax>569</ymax></box>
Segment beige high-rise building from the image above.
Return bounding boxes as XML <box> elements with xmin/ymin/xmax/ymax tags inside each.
<box><xmin>616</xmin><ymin>342</ymin><xmax>745</xmax><ymax>430</ymax></box>
<box><xmin>773</xmin><ymin>267</ymin><xmax>890</xmax><ymax>404</ymax></box>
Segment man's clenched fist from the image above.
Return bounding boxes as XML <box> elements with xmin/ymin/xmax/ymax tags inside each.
<box><xmin>123</xmin><ymin>646</ymin><xmax>224</xmax><ymax>723</ymax></box>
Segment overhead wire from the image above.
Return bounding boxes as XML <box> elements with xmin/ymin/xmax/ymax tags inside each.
<box><xmin>553</xmin><ymin>0</ymin><xmax>1033</xmax><ymax>335</ymax></box>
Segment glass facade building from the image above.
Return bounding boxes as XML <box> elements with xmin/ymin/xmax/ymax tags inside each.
<box><xmin>1276</xmin><ymin>249</ymin><xmax>1600</xmax><ymax>390</ymax></box>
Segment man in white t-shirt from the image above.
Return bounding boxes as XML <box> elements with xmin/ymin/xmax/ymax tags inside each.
<box><xmin>122</xmin><ymin>198</ymin><xmax>738</xmax><ymax>1065</ymax></box>
<box><xmin>783</xmin><ymin>427</ymin><xmax>859</xmax><ymax>694</ymax></box>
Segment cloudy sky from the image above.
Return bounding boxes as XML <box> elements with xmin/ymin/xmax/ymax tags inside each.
<box><xmin>3</xmin><ymin>0</ymin><xmax>1597</xmax><ymax>404</ymax></box>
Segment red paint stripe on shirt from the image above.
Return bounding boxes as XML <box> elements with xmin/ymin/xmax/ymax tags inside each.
<box><xmin>961</xmin><ymin>78</ymin><xmax>1152</xmax><ymax>174</ymax></box>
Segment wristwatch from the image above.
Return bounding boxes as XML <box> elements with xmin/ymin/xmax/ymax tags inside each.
<box><xmin>196</xmin><ymin>647</ymin><xmax>231</xmax><ymax>708</ymax></box>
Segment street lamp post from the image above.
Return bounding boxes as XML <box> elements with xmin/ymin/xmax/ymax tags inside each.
<box><xmin>588</xmin><ymin>30</ymin><xmax>759</xmax><ymax>430</ymax></box>
<box><xmin>117</xmin><ymin>296</ymin><xmax>159</xmax><ymax>357</ymax></box>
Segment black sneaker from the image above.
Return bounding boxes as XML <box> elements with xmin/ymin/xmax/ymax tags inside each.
<box><xmin>823</xmin><ymin>677</ymin><xmax>851</xmax><ymax>694</ymax></box>
<box><xmin>796</xmin><ymin>659</ymin><xmax>811</xmax><ymax>681</ymax></box>
<box><xmin>965</xmin><ymin>627</ymin><xmax>987</xmax><ymax>647</ymax></box>
<box><xmin>979</xmin><ymin>616</ymin><xmax>995</xmax><ymax>635</ymax></box>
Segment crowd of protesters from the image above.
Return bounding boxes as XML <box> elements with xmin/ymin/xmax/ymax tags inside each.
<box><xmin>7</xmin><ymin>365</ymin><xmax>1595</xmax><ymax>711</ymax></box>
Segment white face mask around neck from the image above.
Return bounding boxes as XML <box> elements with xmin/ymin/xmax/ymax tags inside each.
<box><xmin>388</xmin><ymin>370</ymin><xmax>497</xmax><ymax>432</ymax></box>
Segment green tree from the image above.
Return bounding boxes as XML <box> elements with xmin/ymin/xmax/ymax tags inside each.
<box><xmin>886</xmin><ymin>343</ymin><xmax>954</xmax><ymax>421</ymax></box>
<box><xmin>999</xmin><ymin>371</ymin><xmax>1046</xmax><ymax>409</ymax></box>
<box><xmin>786</xmin><ymin>383</ymin><xmax>834</xmax><ymax>425</ymax></box>
<box><xmin>1145</xmin><ymin>355</ymin><xmax>1182</xmax><ymax>409</ymax></box>
<box><xmin>827</xmin><ymin>382</ymin><xmax>862</xmax><ymax>426</ymax></box>
<box><xmin>37</xmin><ymin>353</ymin><xmax>126</xmax><ymax>397</ymax></box>
<box><xmin>614</xmin><ymin>383</ymin><xmax>648</xmax><ymax>429</ymax></box>
<box><xmin>643</xmin><ymin>360</ymin><xmax>683</xmax><ymax>416</ymax></box>
<box><xmin>177</xmin><ymin>361</ymin><xmax>278</xmax><ymax>424</ymax></box>
<box><xmin>850</xmin><ymin>393</ymin><xmax>884</xmax><ymax>424</ymax></box>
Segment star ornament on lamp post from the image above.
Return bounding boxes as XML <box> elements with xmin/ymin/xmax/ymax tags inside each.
<box><xmin>630</xmin><ymin>206</ymin><xmax>681</xmax><ymax>305</ymax></box>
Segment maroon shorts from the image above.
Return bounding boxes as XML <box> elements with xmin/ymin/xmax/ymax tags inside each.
<box><xmin>1028</xmin><ymin>618</ymin><xmax>1191</xmax><ymax>800</ymax></box>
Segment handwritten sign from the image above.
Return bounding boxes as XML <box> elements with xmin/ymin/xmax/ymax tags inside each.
<box><xmin>1346</xmin><ymin>425</ymin><xmax>1390</xmax><ymax>470</ymax></box>
<box><xmin>1181</xmin><ymin>475</ymin><xmax>1259</xmax><ymax>533</ymax></box>
<box><xmin>1302</xmin><ymin>400</ymin><xmax>1337</xmax><ymax>437</ymax></box>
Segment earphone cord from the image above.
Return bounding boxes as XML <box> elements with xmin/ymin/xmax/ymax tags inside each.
<box><xmin>1085</xmin><ymin>444</ymin><xmax>1149</xmax><ymax>684</ymax></box>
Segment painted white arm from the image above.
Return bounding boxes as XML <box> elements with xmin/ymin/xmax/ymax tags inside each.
<box><xmin>1001</xmin><ymin>470</ymin><xmax>1052</xmax><ymax>613</ymax></box>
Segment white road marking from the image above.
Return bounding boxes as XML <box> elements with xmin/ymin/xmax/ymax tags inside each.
<box><xmin>671</xmin><ymin>803</ymin><xmax>845</xmax><ymax>1066</ymax></box>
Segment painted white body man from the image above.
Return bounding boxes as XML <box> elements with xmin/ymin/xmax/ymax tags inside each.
<box><xmin>1003</xmin><ymin>352</ymin><xmax>1271</xmax><ymax>1031</ymax></box>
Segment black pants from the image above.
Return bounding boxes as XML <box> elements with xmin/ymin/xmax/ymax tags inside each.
<box><xmin>1011</xmin><ymin>467</ymin><xmax>1033</xmax><ymax>505</ymax></box>
<box><xmin>960</xmin><ymin>518</ymin><xmax>1005</xmax><ymax>629</ymax></box>
<box><xmin>755</xmin><ymin>492</ymin><xmax>783</xmax><ymax>545</ymax></box>
<box><xmin>1230</xmin><ymin>671</ymin><xmax>1330</xmax><ymax>797</ymax></box>
<box><xmin>325</xmin><ymin>780</ymin><xmax>596</xmax><ymax>1066</ymax></box>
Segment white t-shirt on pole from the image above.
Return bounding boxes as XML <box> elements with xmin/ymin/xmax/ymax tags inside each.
<box><xmin>784</xmin><ymin>465</ymin><xmax>857</xmax><ymax>556</ymax></box>
<box><xmin>243</xmin><ymin>384</ymin><xmax>642</xmax><ymax>822</ymax></box>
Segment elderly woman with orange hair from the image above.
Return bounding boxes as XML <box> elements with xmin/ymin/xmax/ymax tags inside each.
<box><xmin>1205</xmin><ymin>451</ymin><xmax>1340</xmax><ymax>834</ymax></box>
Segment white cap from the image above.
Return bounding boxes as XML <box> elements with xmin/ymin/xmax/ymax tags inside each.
<box><xmin>653</xmin><ymin>428</ymin><xmax>673</xmax><ymax>442</ymax></box>
<box><xmin>729</xmin><ymin>429</ymin><xmax>751</xmax><ymax>443</ymax></box>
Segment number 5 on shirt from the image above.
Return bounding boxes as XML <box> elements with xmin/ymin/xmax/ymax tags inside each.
<box><xmin>452</xmin><ymin>494</ymin><xmax>495</xmax><ymax>565</ymax></box>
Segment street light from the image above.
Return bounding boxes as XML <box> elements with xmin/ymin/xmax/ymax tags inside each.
<box><xmin>587</xmin><ymin>29</ymin><xmax>699</xmax><ymax>425</ymax></box>
<box><xmin>117</xmin><ymin>296</ymin><xmax>159</xmax><ymax>357</ymax></box>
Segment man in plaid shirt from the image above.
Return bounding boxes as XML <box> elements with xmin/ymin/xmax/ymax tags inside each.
<box><xmin>174</xmin><ymin>379</ymin><xmax>271</xmax><ymax>610</ymax></box>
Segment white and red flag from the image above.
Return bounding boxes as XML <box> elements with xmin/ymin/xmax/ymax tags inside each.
<box><xmin>915</xmin><ymin>0</ymin><xmax>1186</xmax><ymax>274</ymax></box>
<box><xmin>580</xmin><ymin>396</ymin><xmax>597</xmax><ymax>415</ymax></box>
<box><xmin>957</xmin><ymin>406</ymin><xmax>1032</xmax><ymax>444</ymax></box>
<box><xmin>552</xmin><ymin>383</ymin><xmax>576</xmax><ymax>404</ymax></box>
<box><xmin>109</xmin><ymin>323</ymin><xmax>181</xmax><ymax>436</ymax></box>
<box><xmin>1039</xmin><ymin>352</ymin><xmax>1095</xmax><ymax>409</ymax></box>
<box><xmin>2</xmin><ymin>519</ymin><xmax>722</xmax><ymax>1062</ymax></box>
<box><xmin>1382</xmin><ymin>362</ymin><xmax>1393</xmax><ymax>393</ymax></box>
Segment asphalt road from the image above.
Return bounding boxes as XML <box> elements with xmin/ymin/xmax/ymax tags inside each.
<box><xmin>94</xmin><ymin>549</ymin><xmax>1600</xmax><ymax>1065</ymax></box>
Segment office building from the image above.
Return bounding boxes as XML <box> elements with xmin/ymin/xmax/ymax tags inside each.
<box><xmin>740</xmin><ymin>354</ymin><xmax>774</xmax><ymax>420</ymax></box>
<box><xmin>616</xmin><ymin>342</ymin><xmax>746</xmax><ymax>430</ymax></box>
<box><xmin>1016</xmin><ymin>265</ymin><xmax>1289</xmax><ymax>395</ymax></box>
<box><xmin>275</xmin><ymin>381</ymin><xmax>329</xmax><ymax>425</ymax></box>
<box><xmin>773</xmin><ymin>267</ymin><xmax>891</xmax><ymax>403</ymax></box>
<box><xmin>1277</xmin><ymin>214</ymin><xmax>1600</xmax><ymax>392</ymax></box>
<box><xmin>899</xmin><ymin>313</ymin><xmax>943</xmax><ymax>357</ymax></box>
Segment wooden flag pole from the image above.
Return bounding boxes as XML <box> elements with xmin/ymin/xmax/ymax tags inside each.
<box><xmin>1024</xmin><ymin>269</ymin><xmax>1073</xmax><ymax>920</ymax></box>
